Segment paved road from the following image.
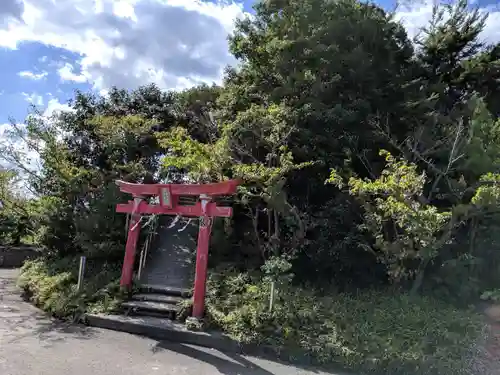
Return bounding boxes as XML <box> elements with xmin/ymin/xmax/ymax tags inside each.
<box><xmin>0</xmin><ymin>268</ymin><xmax>341</xmax><ymax>375</ymax></box>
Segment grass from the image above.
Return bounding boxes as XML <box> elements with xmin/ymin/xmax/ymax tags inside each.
<box><xmin>206</xmin><ymin>270</ymin><xmax>487</xmax><ymax>375</ymax></box>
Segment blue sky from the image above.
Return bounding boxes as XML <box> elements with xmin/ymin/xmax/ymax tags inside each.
<box><xmin>0</xmin><ymin>0</ymin><xmax>499</xmax><ymax>128</ymax></box>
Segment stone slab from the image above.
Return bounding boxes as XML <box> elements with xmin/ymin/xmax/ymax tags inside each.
<box><xmin>84</xmin><ymin>314</ymin><xmax>242</xmax><ymax>353</ymax></box>
<box><xmin>122</xmin><ymin>300</ymin><xmax>180</xmax><ymax>313</ymax></box>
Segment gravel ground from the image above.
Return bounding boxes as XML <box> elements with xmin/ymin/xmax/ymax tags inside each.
<box><xmin>474</xmin><ymin>320</ymin><xmax>500</xmax><ymax>374</ymax></box>
<box><xmin>0</xmin><ymin>268</ymin><xmax>343</xmax><ymax>375</ymax></box>
<box><xmin>456</xmin><ymin>304</ymin><xmax>500</xmax><ymax>375</ymax></box>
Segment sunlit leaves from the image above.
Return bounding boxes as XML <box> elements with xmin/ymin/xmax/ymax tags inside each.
<box><xmin>157</xmin><ymin>126</ymin><xmax>231</xmax><ymax>182</ymax></box>
<box><xmin>328</xmin><ymin>151</ymin><xmax>452</xmax><ymax>282</ymax></box>
<box><xmin>471</xmin><ymin>173</ymin><xmax>500</xmax><ymax>206</ymax></box>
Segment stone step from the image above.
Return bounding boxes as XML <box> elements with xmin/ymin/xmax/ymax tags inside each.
<box><xmin>132</xmin><ymin>293</ymin><xmax>186</xmax><ymax>305</ymax></box>
<box><xmin>139</xmin><ymin>284</ymin><xmax>192</xmax><ymax>297</ymax></box>
<box><xmin>139</xmin><ymin>216</ymin><xmax>196</xmax><ymax>289</ymax></box>
<box><xmin>122</xmin><ymin>300</ymin><xmax>180</xmax><ymax>316</ymax></box>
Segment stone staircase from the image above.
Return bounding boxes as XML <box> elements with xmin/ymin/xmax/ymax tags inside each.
<box><xmin>121</xmin><ymin>216</ymin><xmax>198</xmax><ymax>321</ymax></box>
<box><xmin>85</xmin><ymin>208</ymin><xmax>243</xmax><ymax>352</ymax></box>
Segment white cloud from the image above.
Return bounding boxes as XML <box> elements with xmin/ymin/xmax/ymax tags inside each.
<box><xmin>18</xmin><ymin>70</ymin><xmax>48</xmax><ymax>80</ymax></box>
<box><xmin>43</xmin><ymin>98</ymin><xmax>72</xmax><ymax>118</ymax></box>
<box><xmin>1</xmin><ymin>0</ymin><xmax>248</xmax><ymax>91</ymax></box>
<box><xmin>481</xmin><ymin>6</ymin><xmax>500</xmax><ymax>45</ymax></box>
<box><xmin>58</xmin><ymin>62</ymin><xmax>88</xmax><ymax>83</ymax></box>
<box><xmin>394</xmin><ymin>0</ymin><xmax>500</xmax><ymax>45</ymax></box>
<box><xmin>22</xmin><ymin>92</ymin><xmax>44</xmax><ymax>106</ymax></box>
<box><xmin>0</xmin><ymin>0</ymin><xmax>24</xmax><ymax>27</ymax></box>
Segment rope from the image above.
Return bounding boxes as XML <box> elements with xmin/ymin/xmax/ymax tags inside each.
<box><xmin>129</xmin><ymin>216</ymin><xmax>144</xmax><ymax>232</ymax></box>
<box><xmin>129</xmin><ymin>213</ymin><xmax>158</xmax><ymax>232</ymax></box>
<box><xmin>178</xmin><ymin>218</ymin><xmax>193</xmax><ymax>232</ymax></box>
<box><xmin>127</xmin><ymin>197</ymin><xmax>143</xmax><ymax>232</ymax></box>
<box><xmin>128</xmin><ymin>198</ymin><xmax>159</xmax><ymax>233</ymax></box>
<box><xmin>168</xmin><ymin>214</ymin><xmax>181</xmax><ymax>229</ymax></box>
<box><xmin>142</xmin><ymin>214</ymin><xmax>157</xmax><ymax>229</ymax></box>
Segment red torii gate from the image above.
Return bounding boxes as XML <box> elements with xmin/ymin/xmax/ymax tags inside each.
<box><xmin>115</xmin><ymin>179</ymin><xmax>240</xmax><ymax>319</ymax></box>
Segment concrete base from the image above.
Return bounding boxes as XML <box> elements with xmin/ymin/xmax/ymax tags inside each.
<box><xmin>185</xmin><ymin>316</ymin><xmax>205</xmax><ymax>331</ymax></box>
<box><xmin>84</xmin><ymin>314</ymin><xmax>241</xmax><ymax>353</ymax></box>
<box><xmin>84</xmin><ymin>314</ymin><xmax>325</xmax><ymax>368</ymax></box>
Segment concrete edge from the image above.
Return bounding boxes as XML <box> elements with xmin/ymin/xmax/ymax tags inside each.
<box><xmin>84</xmin><ymin>314</ymin><xmax>243</xmax><ymax>353</ymax></box>
<box><xmin>83</xmin><ymin>313</ymin><xmax>319</xmax><ymax>367</ymax></box>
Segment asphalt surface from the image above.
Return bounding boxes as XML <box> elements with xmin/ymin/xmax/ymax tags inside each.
<box><xmin>0</xmin><ymin>268</ymin><xmax>342</xmax><ymax>375</ymax></box>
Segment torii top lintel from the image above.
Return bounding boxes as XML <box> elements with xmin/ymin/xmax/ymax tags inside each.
<box><xmin>115</xmin><ymin>179</ymin><xmax>240</xmax><ymax>197</ymax></box>
<box><xmin>115</xmin><ymin>179</ymin><xmax>240</xmax><ymax>218</ymax></box>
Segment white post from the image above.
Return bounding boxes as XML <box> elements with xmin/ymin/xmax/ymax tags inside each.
<box><xmin>269</xmin><ymin>281</ymin><xmax>275</xmax><ymax>312</ymax></box>
<box><xmin>77</xmin><ymin>256</ymin><xmax>86</xmax><ymax>292</ymax></box>
<box><xmin>138</xmin><ymin>246</ymin><xmax>145</xmax><ymax>280</ymax></box>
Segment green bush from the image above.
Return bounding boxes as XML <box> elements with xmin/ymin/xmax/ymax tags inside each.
<box><xmin>480</xmin><ymin>289</ymin><xmax>500</xmax><ymax>302</ymax></box>
<box><xmin>17</xmin><ymin>257</ymin><xmax>124</xmax><ymax>319</ymax></box>
<box><xmin>206</xmin><ymin>271</ymin><xmax>486</xmax><ymax>375</ymax></box>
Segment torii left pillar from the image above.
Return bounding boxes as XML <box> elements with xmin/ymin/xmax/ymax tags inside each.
<box><xmin>192</xmin><ymin>194</ymin><xmax>212</xmax><ymax>319</ymax></box>
<box><xmin>120</xmin><ymin>197</ymin><xmax>143</xmax><ymax>288</ymax></box>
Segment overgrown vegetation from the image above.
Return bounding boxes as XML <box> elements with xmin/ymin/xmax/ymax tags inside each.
<box><xmin>1</xmin><ymin>0</ymin><xmax>500</xmax><ymax>373</ymax></box>
<box><xmin>17</xmin><ymin>258</ymin><xmax>124</xmax><ymax>319</ymax></box>
<box><xmin>0</xmin><ymin>169</ymin><xmax>40</xmax><ymax>245</ymax></box>
<box><xmin>206</xmin><ymin>271</ymin><xmax>485</xmax><ymax>374</ymax></box>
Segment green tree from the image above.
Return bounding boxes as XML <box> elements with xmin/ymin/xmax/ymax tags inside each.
<box><xmin>0</xmin><ymin>169</ymin><xmax>37</xmax><ymax>245</ymax></box>
<box><xmin>157</xmin><ymin>102</ymin><xmax>309</xmax><ymax>264</ymax></box>
<box><xmin>0</xmin><ymin>85</ymin><xmax>180</xmax><ymax>256</ymax></box>
<box><xmin>328</xmin><ymin>151</ymin><xmax>454</xmax><ymax>292</ymax></box>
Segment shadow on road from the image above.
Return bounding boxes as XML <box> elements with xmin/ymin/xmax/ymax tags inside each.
<box><xmin>0</xmin><ymin>268</ymin><xmax>97</xmax><ymax>346</ymax></box>
<box><xmin>152</xmin><ymin>341</ymin><xmax>278</xmax><ymax>375</ymax></box>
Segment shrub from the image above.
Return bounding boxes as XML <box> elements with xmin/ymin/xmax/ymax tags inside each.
<box><xmin>18</xmin><ymin>257</ymin><xmax>124</xmax><ymax>319</ymax></box>
<box><xmin>206</xmin><ymin>271</ymin><xmax>486</xmax><ymax>375</ymax></box>
<box><xmin>481</xmin><ymin>289</ymin><xmax>500</xmax><ymax>303</ymax></box>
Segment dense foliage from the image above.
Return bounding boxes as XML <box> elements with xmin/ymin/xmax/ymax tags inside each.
<box><xmin>2</xmin><ymin>0</ymin><xmax>500</xmax><ymax>372</ymax></box>
<box><xmin>0</xmin><ymin>169</ymin><xmax>42</xmax><ymax>245</ymax></box>
<box><xmin>206</xmin><ymin>270</ymin><xmax>485</xmax><ymax>375</ymax></box>
<box><xmin>18</xmin><ymin>258</ymin><xmax>124</xmax><ymax>318</ymax></box>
